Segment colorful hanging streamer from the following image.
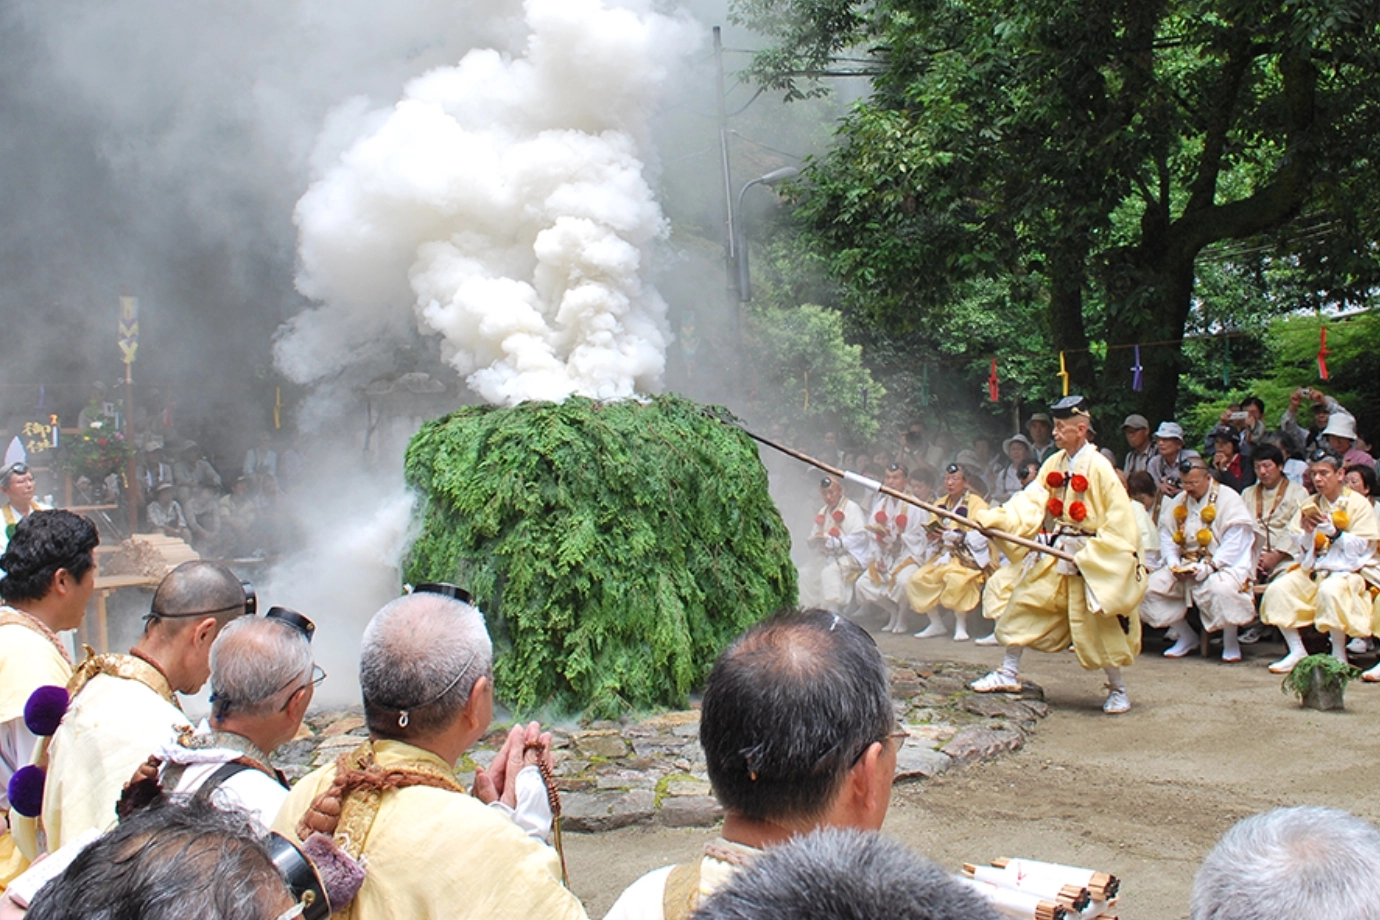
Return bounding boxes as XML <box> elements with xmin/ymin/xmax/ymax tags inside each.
<box><xmin>920</xmin><ymin>363</ymin><xmax>931</xmax><ymax>408</ymax></box>
<box><xmin>1318</xmin><ymin>326</ymin><xmax>1330</xmax><ymax>381</ymax></box>
<box><xmin>1222</xmin><ymin>337</ymin><xmax>1232</xmax><ymax>388</ymax></box>
<box><xmin>1057</xmin><ymin>351</ymin><xmax>1070</xmax><ymax>397</ymax></box>
<box><xmin>802</xmin><ymin>371</ymin><xmax>810</xmax><ymax>411</ymax></box>
<box><xmin>274</xmin><ymin>387</ymin><xmax>282</xmax><ymax>430</ymax></box>
<box><xmin>987</xmin><ymin>358</ymin><xmax>999</xmax><ymax>402</ymax></box>
<box><xmin>1131</xmin><ymin>345</ymin><xmax>1144</xmax><ymax>392</ymax></box>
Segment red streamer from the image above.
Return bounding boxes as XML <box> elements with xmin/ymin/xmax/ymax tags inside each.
<box><xmin>987</xmin><ymin>358</ymin><xmax>999</xmax><ymax>402</ymax></box>
<box><xmin>1317</xmin><ymin>326</ymin><xmax>1330</xmax><ymax>381</ymax></box>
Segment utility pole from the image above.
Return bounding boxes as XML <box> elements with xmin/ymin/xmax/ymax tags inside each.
<box><xmin>714</xmin><ymin>26</ymin><xmax>736</xmax><ymax>305</ymax></box>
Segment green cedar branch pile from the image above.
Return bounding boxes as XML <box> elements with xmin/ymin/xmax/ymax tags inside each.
<box><xmin>403</xmin><ymin>395</ymin><xmax>797</xmax><ymax>718</ymax></box>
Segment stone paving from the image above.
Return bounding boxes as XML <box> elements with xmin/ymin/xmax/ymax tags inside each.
<box><xmin>277</xmin><ymin>657</ymin><xmax>1046</xmax><ymax>834</ymax></box>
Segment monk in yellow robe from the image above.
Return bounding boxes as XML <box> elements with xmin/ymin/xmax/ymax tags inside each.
<box><xmin>1261</xmin><ymin>448</ymin><xmax>1380</xmax><ymax>674</ymax></box>
<box><xmin>908</xmin><ymin>463</ymin><xmax>990</xmax><ymax>641</ymax></box>
<box><xmin>273</xmin><ymin>589</ymin><xmax>586</xmax><ymax>920</ymax></box>
<box><xmin>14</xmin><ymin>560</ymin><xmax>246</xmax><ymax>859</ymax></box>
<box><xmin>969</xmin><ymin>396</ymin><xmax>1146</xmax><ymax>714</ymax></box>
<box><xmin>0</xmin><ymin>511</ymin><xmax>99</xmax><ymax>888</ymax></box>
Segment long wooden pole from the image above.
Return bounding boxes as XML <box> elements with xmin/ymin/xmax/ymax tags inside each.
<box><xmin>737</xmin><ymin>426</ymin><xmax>1075</xmax><ymax>563</ymax></box>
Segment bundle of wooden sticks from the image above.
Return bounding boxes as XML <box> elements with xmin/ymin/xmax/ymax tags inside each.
<box><xmin>959</xmin><ymin>857</ymin><xmax>1120</xmax><ymax>920</ymax></box>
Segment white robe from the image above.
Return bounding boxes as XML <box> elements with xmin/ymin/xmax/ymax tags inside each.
<box><xmin>1142</xmin><ymin>484</ymin><xmax>1256</xmax><ymax>630</ymax></box>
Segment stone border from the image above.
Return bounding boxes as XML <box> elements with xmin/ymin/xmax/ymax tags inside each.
<box><xmin>276</xmin><ymin>658</ymin><xmax>1046</xmax><ymax>834</ymax></box>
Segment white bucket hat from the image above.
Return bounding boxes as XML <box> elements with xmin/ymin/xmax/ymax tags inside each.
<box><xmin>1154</xmin><ymin>421</ymin><xmax>1184</xmax><ymax>441</ymax></box>
<box><xmin>1321</xmin><ymin>412</ymin><xmax>1358</xmax><ymax>442</ymax></box>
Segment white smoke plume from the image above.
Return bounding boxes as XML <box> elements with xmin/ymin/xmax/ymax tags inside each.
<box><xmin>275</xmin><ymin>0</ymin><xmax>700</xmax><ymax>407</ymax></box>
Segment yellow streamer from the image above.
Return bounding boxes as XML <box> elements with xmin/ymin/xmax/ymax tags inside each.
<box><xmin>1057</xmin><ymin>351</ymin><xmax>1070</xmax><ymax>396</ymax></box>
<box><xmin>803</xmin><ymin>371</ymin><xmax>810</xmax><ymax>411</ymax></box>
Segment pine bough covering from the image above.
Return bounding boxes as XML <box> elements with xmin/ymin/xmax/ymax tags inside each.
<box><xmin>404</xmin><ymin>396</ymin><xmax>797</xmax><ymax>717</ymax></box>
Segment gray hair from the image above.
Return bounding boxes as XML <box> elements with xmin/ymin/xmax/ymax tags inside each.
<box><xmin>691</xmin><ymin>827</ymin><xmax>999</xmax><ymax>920</ymax></box>
<box><xmin>360</xmin><ymin>592</ymin><xmax>492</xmax><ymax>738</ymax></box>
<box><xmin>26</xmin><ymin>796</ymin><xmax>291</xmax><ymax>920</ymax></box>
<box><xmin>1191</xmin><ymin>806</ymin><xmax>1380</xmax><ymax>920</ymax></box>
<box><xmin>209</xmin><ymin>616</ymin><xmax>314</xmax><ymax>719</ymax></box>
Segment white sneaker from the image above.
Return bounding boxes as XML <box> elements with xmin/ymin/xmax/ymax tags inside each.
<box><xmin>1268</xmin><ymin>651</ymin><xmax>1306</xmax><ymax>674</ymax></box>
<box><xmin>914</xmin><ymin>623</ymin><xmax>948</xmax><ymax>639</ymax></box>
<box><xmin>971</xmin><ymin>670</ymin><xmax>1021</xmax><ymax>693</ymax></box>
<box><xmin>1237</xmin><ymin>625</ymin><xmax>1265</xmax><ymax>645</ymax></box>
<box><xmin>975</xmin><ymin>634</ymin><xmax>1000</xmax><ymax>647</ymax></box>
<box><xmin>1347</xmin><ymin>637</ymin><xmax>1372</xmax><ymax>655</ymax></box>
<box><xmin>1103</xmin><ymin>687</ymin><xmax>1130</xmax><ymax>714</ymax></box>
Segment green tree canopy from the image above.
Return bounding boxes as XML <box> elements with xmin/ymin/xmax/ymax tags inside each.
<box><xmin>732</xmin><ymin>0</ymin><xmax>1380</xmax><ymax>425</ymax></box>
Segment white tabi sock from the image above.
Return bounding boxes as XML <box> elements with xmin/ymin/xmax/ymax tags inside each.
<box><xmin>1000</xmin><ymin>647</ymin><xmax>1023</xmax><ymax>678</ymax></box>
<box><xmin>1103</xmin><ymin>666</ymin><xmax>1125</xmax><ymax>692</ymax></box>
<box><xmin>1330</xmin><ymin>630</ymin><xmax>1349</xmax><ymax>664</ymax></box>
<box><xmin>1221</xmin><ymin>624</ymin><xmax>1241</xmax><ymax>661</ymax></box>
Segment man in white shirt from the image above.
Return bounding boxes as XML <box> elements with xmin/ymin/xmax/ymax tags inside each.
<box><xmin>121</xmin><ymin>608</ymin><xmax>320</xmax><ymax>829</ymax></box>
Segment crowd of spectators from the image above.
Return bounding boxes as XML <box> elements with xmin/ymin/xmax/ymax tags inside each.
<box><xmin>799</xmin><ymin>386</ymin><xmax>1380</xmax><ymax>679</ymax></box>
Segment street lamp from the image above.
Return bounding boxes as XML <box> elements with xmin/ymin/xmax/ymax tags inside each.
<box><xmin>735</xmin><ymin>166</ymin><xmax>800</xmax><ymax>302</ymax></box>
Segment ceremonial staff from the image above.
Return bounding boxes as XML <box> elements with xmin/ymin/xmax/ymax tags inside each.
<box><xmin>729</xmin><ymin>422</ymin><xmax>1076</xmax><ymax>564</ymax></box>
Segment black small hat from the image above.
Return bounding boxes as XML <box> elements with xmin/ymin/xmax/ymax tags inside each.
<box><xmin>265</xmin><ymin>606</ymin><xmax>315</xmax><ymax>641</ymax></box>
<box><xmin>412</xmin><ymin>582</ymin><xmax>474</xmax><ymax>605</ymax></box>
<box><xmin>1050</xmin><ymin>395</ymin><xmax>1091</xmax><ymax>419</ymax></box>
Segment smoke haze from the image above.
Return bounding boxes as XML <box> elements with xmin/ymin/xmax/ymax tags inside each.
<box><xmin>278</xmin><ymin>0</ymin><xmax>699</xmax><ymax>407</ymax></box>
<box><xmin>1</xmin><ymin>0</ymin><xmax>854</xmax><ymax>705</ymax></box>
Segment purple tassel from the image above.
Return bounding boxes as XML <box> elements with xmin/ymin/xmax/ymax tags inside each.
<box><xmin>8</xmin><ymin>765</ymin><xmax>45</xmax><ymax>818</ymax></box>
<box><xmin>301</xmin><ymin>833</ymin><xmax>365</xmax><ymax>911</ymax></box>
<box><xmin>24</xmin><ymin>685</ymin><xmax>70</xmax><ymax>737</ymax></box>
<box><xmin>1131</xmin><ymin>345</ymin><xmax>1144</xmax><ymax>392</ymax></box>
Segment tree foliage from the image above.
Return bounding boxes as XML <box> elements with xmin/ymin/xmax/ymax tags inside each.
<box><xmin>732</xmin><ymin>0</ymin><xmax>1380</xmax><ymax>426</ymax></box>
<box><xmin>403</xmin><ymin>396</ymin><xmax>797</xmax><ymax>718</ymax></box>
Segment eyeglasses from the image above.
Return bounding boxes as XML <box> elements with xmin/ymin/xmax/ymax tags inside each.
<box><xmin>848</xmin><ymin>724</ymin><xmax>908</xmax><ymax>766</ymax></box>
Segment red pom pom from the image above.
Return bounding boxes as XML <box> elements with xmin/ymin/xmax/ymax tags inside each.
<box><xmin>875</xmin><ymin>511</ymin><xmax>888</xmax><ymax>524</ymax></box>
<box><xmin>1045</xmin><ymin>471</ymin><xmax>1065</xmax><ymax>489</ymax></box>
<box><xmin>895</xmin><ymin>514</ymin><xmax>908</xmax><ymax>529</ymax></box>
<box><xmin>815</xmin><ymin>514</ymin><xmax>825</xmax><ymax>525</ymax></box>
<box><xmin>832</xmin><ymin>510</ymin><xmax>845</xmax><ymax>523</ymax></box>
<box><xmin>1069</xmin><ymin>501</ymin><xmax>1088</xmax><ymax>522</ymax></box>
<box><xmin>828</xmin><ymin>527</ymin><xmax>841</xmax><ymax>538</ymax></box>
<box><xmin>1047</xmin><ymin>497</ymin><xmax>1064</xmax><ymax>517</ymax></box>
<box><xmin>1070</xmin><ymin>474</ymin><xmax>1089</xmax><ymax>493</ymax></box>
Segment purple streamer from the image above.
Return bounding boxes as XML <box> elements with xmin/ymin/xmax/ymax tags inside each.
<box><xmin>1131</xmin><ymin>345</ymin><xmax>1144</xmax><ymax>392</ymax></box>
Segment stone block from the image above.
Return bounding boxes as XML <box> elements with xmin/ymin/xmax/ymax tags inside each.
<box><xmin>657</xmin><ymin>795</ymin><xmax>723</xmax><ymax>828</ymax></box>
<box><xmin>940</xmin><ymin>727</ymin><xmax>1023</xmax><ymax>766</ymax></box>
<box><xmin>573</xmin><ymin>731</ymin><xmax>631</xmax><ymax>760</ymax></box>
<box><xmin>893</xmin><ymin>746</ymin><xmax>952</xmax><ymax>781</ymax></box>
<box><xmin>562</xmin><ymin>789</ymin><xmax>656</xmax><ymax>833</ymax></box>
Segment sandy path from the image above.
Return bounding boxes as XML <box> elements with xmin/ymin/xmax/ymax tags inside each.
<box><xmin>564</xmin><ymin>628</ymin><xmax>1380</xmax><ymax>919</ymax></box>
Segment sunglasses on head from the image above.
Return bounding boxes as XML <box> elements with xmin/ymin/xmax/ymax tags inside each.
<box><xmin>1177</xmin><ymin>459</ymin><xmax>1209</xmax><ymax>475</ymax></box>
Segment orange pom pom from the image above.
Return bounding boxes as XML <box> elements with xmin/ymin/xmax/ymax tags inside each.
<box><xmin>1197</xmin><ymin>528</ymin><xmax>1214</xmax><ymax>547</ymax></box>
<box><xmin>1174</xmin><ymin>505</ymin><xmax>1188</xmax><ymax>523</ymax></box>
<box><xmin>1200</xmin><ymin>505</ymin><xmax>1216</xmax><ymax>524</ymax></box>
<box><xmin>1332</xmin><ymin>510</ymin><xmax>1350</xmax><ymax>532</ymax></box>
